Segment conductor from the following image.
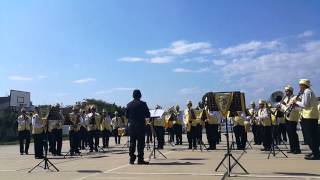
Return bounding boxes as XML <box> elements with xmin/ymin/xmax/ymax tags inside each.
<box><xmin>126</xmin><ymin>89</ymin><xmax>150</xmax><ymax>165</ymax></box>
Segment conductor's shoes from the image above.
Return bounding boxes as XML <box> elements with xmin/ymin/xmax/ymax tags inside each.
<box><xmin>293</xmin><ymin>150</ymin><xmax>301</xmax><ymax>154</ymax></box>
<box><xmin>137</xmin><ymin>160</ymin><xmax>149</xmax><ymax>165</ymax></box>
<box><xmin>293</xmin><ymin>151</ymin><xmax>301</xmax><ymax>154</ymax></box>
<box><xmin>304</xmin><ymin>154</ymin><xmax>320</xmax><ymax>160</ymax></box>
<box><xmin>305</xmin><ymin>153</ymin><xmax>313</xmax><ymax>158</ymax></box>
<box><xmin>130</xmin><ymin>156</ymin><xmax>136</xmax><ymax>165</ymax></box>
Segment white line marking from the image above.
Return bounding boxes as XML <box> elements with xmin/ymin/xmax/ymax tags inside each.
<box><xmin>232</xmin><ymin>174</ymin><xmax>320</xmax><ymax>179</ymax></box>
<box><xmin>0</xmin><ymin>170</ymin><xmax>17</xmax><ymax>172</ymax></box>
<box><xmin>103</xmin><ymin>164</ymin><xmax>130</xmax><ymax>173</ymax></box>
<box><xmin>106</xmin><ymin>172</ymin><xmax>320</xmax><ymax>179</ymax></box>
<box><xmin>75</xmin><ymin>151</ymin><xmax>174</xmax><ymax>180</ymax></box>
<box><xmin>106</xmin><ymin>172</ymin><xmax>224</xmax><ymax>176</ymax></box>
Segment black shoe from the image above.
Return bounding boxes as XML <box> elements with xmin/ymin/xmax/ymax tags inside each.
<box><xmin>305</xmin><ymin>154</ymin><xmax>320</xmax><ymax>160</ymax></box>
<box><xmin>260</xmin><ymin>148</ymin><xmax>266</xmax><ymax>151</ymax></box>
<box><xmin>287</xmin><ymin>151</ymin><xmax>293</xmax><ymax>153</ymax></box>
<box><xmin>25</xmin><ymin>152</ymin><xmax>29</xmax><ymax>155</ymax></box>
<box><xmin>137</xmin><ymin>160</ymin><xmax>149</xmax><ymax>165</ymax></box>
<box><xmin>305</xmin><ymin>153</ymin><xmax>313</xmax><ymax>158</ymax></box>
<box><xmin>35</xmin><ymin>156</ymin><xmax>44</xmax><ymax>159</ymax></box>
<box><xmin>293</xmin><ymin>150</ymin><xmax>301</xmax><ymax>154</ymax></box>
<box><xmin>130</xmin><ymin>156</ymin><xmax>136</xmax><ymax>165</ymax></box>
<box><xmin>94</xmin><ymin>148</ymin><xmax>98</xmax><ymax>152</ymax></box>
<box><xmin>20</xmin><ymin>153</ymin><xmax>24</xmax><ymax>155</ymax></box>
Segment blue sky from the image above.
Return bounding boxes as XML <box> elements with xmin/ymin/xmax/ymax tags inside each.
<box><xmin>1</xmin><ymin>0</ymin><xmax>320</xmax><ymax>108</ymax></box>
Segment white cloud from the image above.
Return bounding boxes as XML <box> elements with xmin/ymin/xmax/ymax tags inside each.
<box><xmin>182</xmin><ymin>57</ymin><xmax>211</xmax><ymax>64</ymax></box>
<box><xmin>118</xmin><ymin>56</ymin><xmax>173</xmax><ymax>64</ymax></box>
<box><xmin>118</xmin><ymin>57</ymin><xmax>147</xmax><ymax>63</ymax></box>
<box><xmin>213</xmin><ymin>60</ymin><xmax>227</xmax><ymax>66</ymax></box>
<box><xmin>146</xmin><ymin>40</ymin><xmax>213</xmax><ymax>55</ymax></box>
<box><xmin>220</xmin><ymin>39</ymin><xmax>320</xmax><ymax>100</ymax></box>
<box><xmin>8</xmin><ymin>76</ymin><xmax>33</xmax><ymax>81</ymax></box>
<box><xmin>297</xmin><ymin>30</ymin><xmax>314</xmax><ymax>38</ymax></box>
<box><xmin>96</xmin><ymin>87</ymin><xmax>134</xmax><ymax>95</ymax></box>
<box><xmin>149</xmin><ymin>56</ymin><xmax>174</xmax><ymax>64</ymax></box>
<box><xmin>8</xmin><ymin>75</ymin><xmax>47</xmax><ymax>81</ymax></box>
<box><xmin>303</xmin><ymin>40</ymin><xmax>320</xmax><ymax>51</ymax></box>
<box><xmin>73</xmin><ymin>78</ymin><xmax>96</xmax><ymax>84</ymax></box>
<box><xmin>220</xmin><ymin>40</ymin><xmax>281</xmax><ymax>56</ymax></box>
<box><xmin>173</xmin><ymin>67</ymin><xmax>210</xmax><ymax>73</ymax></box>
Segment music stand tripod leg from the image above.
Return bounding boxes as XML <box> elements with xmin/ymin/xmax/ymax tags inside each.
<box><xmin>47</xmin><ymin>158</ymin><xmax>60</xmax><ymax>172</ymax></box>
<box><xmin>28</xmin><ymin>159</ymin><xmax>45</xmax><ymax>173</ymax></box>
<box><xmin>215</xmin><ymin>154</ymin><xmax>228</xmax><ymax>171</ymax></box>
<box><xmin>230</xmin><ymin>155</ymin><xmax>249</xmax><ymax>174</ymax></box>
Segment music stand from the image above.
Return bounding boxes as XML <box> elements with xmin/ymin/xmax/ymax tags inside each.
<box><xmin>227</xmin><ymin>112</ymin><xmax>247</xmax><ymax>152</ymax></box>
<box><xmin>148</xmin><ymin>109</ymin><xmax>167</xmax><ymax>160</ymax></box>
<box><xmin>204</xmin><ymin>91</ymin><xmax>248</xmax><ymax>176</ymax></box>
<box><xmin>266</xmin><ymin>107</ymin><xmax>288</xmax><ymax>159</ymax></box>
<box><xmin>29</xmin><ymin>113</ymin><xmax>59</xmax><ymax>173</ymax></box>
<box><xmin>196</xmin><ymin>109</ymin><xmax>209</xmax><ymax>152</ymax></box>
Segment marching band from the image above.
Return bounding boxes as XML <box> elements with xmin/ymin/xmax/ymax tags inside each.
<box><xmin>16</xmin><ymin>78</ymin><xmax>320</xmax><ymax>161</ymax></box>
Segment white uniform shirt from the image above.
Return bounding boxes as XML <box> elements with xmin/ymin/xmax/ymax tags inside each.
<box><xmin>111</xmin><ymin>117</ymin><xmax>123</xmax><ymax>129</ymax></box>
<box><xmin>296</xmin><ymin>88</ymin><xmax>317</xmax><ymax>108</ymax></box>
<box><xmin>17</xmin><ymin>115</ymin><xmax>31</xmax><ymax>130</ymax></box>
<box><xmin>32</xmin><ymin>114</ymin><xmax>43</xmax><ymax>129</ymax></box>
<box><xmin>257</xmin><ymin>108</ymin><xmax>269</xmax><ymax>122</ymax></box>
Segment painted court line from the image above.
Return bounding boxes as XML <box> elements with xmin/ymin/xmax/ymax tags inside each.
<box><xmin>0</xmin><ymin>170</ymin><xmax>17</xmax><ymax>172</ymax></box>
<box><xmin>106</xmin><ymin>172</ymin><xmax>224</xmax><ymax>176</ymax></box>
<box><xmin>75</xmin><ymin>151</ymin><xmax>174</xmax><ymax>180</ymax></box>
<box><xmin>232</xmin><ymin>174</ymin><xmax>320</xmax><ymax>179</ymax></box>
<box><xmin>106</xmin><ymin>172</ymin><xmax>320</xmax><ymax>179</ymax></box>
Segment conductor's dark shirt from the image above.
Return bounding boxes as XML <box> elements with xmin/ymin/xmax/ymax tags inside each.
<box><xmin>126</xmin><ymin>99</ymin><xmax>150</xmax><ymax>130</ymax></box>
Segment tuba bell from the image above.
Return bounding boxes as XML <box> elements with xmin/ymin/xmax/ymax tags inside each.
<box><xmin>270</xmin><ymin>91</ymin><xmax>284</xmax><ymax>107</ymax></box>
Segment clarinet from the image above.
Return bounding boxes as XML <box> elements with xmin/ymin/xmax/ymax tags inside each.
<box><xmin>285</xmin><ymin>91</ymin><xmax>303</xmax><ymax>118</ymax></box>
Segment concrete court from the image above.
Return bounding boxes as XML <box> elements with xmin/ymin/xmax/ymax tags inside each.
<box><xmin>0</xmin><ymin>133</ymin><xmax>319</xmax><ymax>180</ymax></box>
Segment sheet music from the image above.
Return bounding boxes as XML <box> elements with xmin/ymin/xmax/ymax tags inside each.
<box><xmin>149</xmin><ymin>109</ymin><xmax>165</xmax><ymax>118</ymax></box>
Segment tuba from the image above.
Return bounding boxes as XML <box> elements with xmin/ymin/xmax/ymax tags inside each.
<box><xmin>167</xmin><ymin>106</ymin><xmax>177</xmax><ymax>121</ymax></box>
<box><xmin>270</xmin><ymin>91</ymin><xmax>285</xmax><ymax>107</ymax></box>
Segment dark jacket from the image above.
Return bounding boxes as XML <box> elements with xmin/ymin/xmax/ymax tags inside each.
<box><xmin>126</xmin><ymin>99</ymin><xmax>150</xmax><ymax>131</ymax></box>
